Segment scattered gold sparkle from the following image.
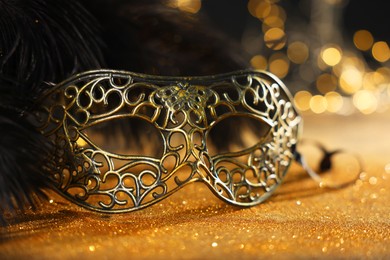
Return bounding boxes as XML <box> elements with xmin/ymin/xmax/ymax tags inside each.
<box><xmin>368</xmin><ymin>177</ymin><xmax>378</xmax><ymax>185</ymax></box>
<box><xmin>385</xmin><ymin>163</ymin><xmax>390</xmax><ymax>174</ymax></box>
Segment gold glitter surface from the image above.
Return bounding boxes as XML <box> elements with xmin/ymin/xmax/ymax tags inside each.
<box><xmin>1</xmin><ymin>113</ymin><xmax>390</xmax><ymax>259</ymax></box>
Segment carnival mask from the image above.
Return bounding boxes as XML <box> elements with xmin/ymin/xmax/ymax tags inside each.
<box><xmin>35</xmin><ymin>70</ymin><xmax>301</xmax><ymax>212</ymax></box>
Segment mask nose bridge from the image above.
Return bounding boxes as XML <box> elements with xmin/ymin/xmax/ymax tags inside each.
<box><xmin>161</xmin><ymin>104</ymin><xmax>216</xmax><ymax>178</ymax></box>
<box><xmin>190</xmin><ymin>126</ymin><xmax>212</xmax><ymax>174</ymax></box>
<box><xmin>180</xmin><ymin>115</ymin><xmax>210</xmax><ymax>165</ymax></box>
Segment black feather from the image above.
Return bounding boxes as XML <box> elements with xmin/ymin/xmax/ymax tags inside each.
<box><xmin>0</xmin><ymin>0</ymin><xmax>104</xmax><ymax>223</ymax></box>
<box><xmin>0</xmin><ymin>0</ymin><xmax>104</xmax><ymax>92</ymax></box>
<box><xmin>0</xmin><ymin>106</ymin><xmax>51</xmax><ymax>225</ymax></box>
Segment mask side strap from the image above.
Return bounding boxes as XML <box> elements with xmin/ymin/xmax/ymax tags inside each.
<box><xmin>294</xmin><ymin>140</ymin><xmax>364</xmax><ymax>189</ymax></box>
<box><xmin>294</xmin><ymin>150</ymin><xmax>323</xmax><ymax>185</ymax></box>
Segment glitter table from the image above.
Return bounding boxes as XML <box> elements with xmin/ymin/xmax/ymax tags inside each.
<box><xmin>1</xmin><ymin>113</ymin><xmax>390</xmax><ymax>259</ymax></box>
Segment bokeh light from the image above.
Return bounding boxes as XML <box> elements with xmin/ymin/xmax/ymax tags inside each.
<box><xmin>248</xmin><ymin>0</ymin><xmax>272</xmax><ymax>19</ymax></box>
<box><xmin>264</xmin><ymin>28</ymin><xmax>286</xmax><ymax>50</ymax></box>
<box><xmin>250</xmin><ymin>55</ymin><xmax>268</xmax><ymax>70</ymax></box>
<box><xmin>321</xmin><ymin>46</ymin><xmax>342</xmax><ymax>66</ymax></box>
<box><xmin>262</xmin><ymin>16</ymin><xmax>285</xmax><ymax>31</ymax></box>
<box><xmin>353</xmin><ymin>30</ymin><xmax>374</xmax><ymax>51</ymax></box>
<box><xmin>339</xmin><ymin>67</ymin><xmax>363</xmax><ymax>94</ymax></box>
<box><xmin>269</xmin><ymin>52</ymin><xmax>289</xmax><ymax>78</ymax></box>
<box><xmin>372</xmin><ymin>41</ymin><xmax>390</xmax><ymax>63</ymax></box>
<box><xmin>310</xmin><ymin>95</ymin><xmax>328</xmax><ymax>114</ymax></box>
<box><xmin>362</xmin><ymin>72</ymin><xmax>377</xmax><ymax>91</ymax></box>
<box><xmin>294</xmin><ymin>91</ymin><xmax>312</xmax><ymax>111</ymax></box>
<box><xmin>169</xmin><ymin>0</ymin><xmax>201</xmax><ymax>13</ymax></box>
<box><xmin>353</xmin><ymin>90</ymin><xmax>378</xmax><ymax>114</ymax></box>
<box><xmin>240</xmin><ymin>1</ymin><xmax>389</xmax><ymax>114</ymax></box>
<box><xmin>377</xmin><ymin>67</ymin><xmax>390</xmax><ymax>81</ymax></box>
<box><xmin>316</xmin><ymin>73</ymin><xmax>338</xmax><ymax>94</ymax></box>
<box><xmin>287</xmin><ymin>41</ymin><xmax>309</xmax><ymax>64</ymax></box>
<box><xmin>325</xmin><ymin>92</ymin><xmax>343</xmax><ymax>113</ymax></box>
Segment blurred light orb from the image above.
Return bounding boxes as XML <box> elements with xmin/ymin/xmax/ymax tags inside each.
<box><xmin>353</xmin><ymin>30</ymin><xmax>374</xmax><ymax>51</ymax></box>
<box><xmin>294</xmin><ymin>91</ymin><xmax>312</xmax><ymax>111</ymax></box>
<box><xmin>362</xmin><ymin>72</ymin><xmax>377</xmax><ymax>91</ymax></box>
<box><xmin>339</xmin><ymin>67</ymin><xmax>363</xmax><ymax>94</ymax></box>
<box><xmin>310</xmin><ymin>95</ymin><xmax>328</xmax><ymax>114</ymax></box>
<box><xmin>248</xmin><ymin>0</ymin><xmax>271</xmax><ymax>19</ymax></box>
<box><xmin>372</xmin><ymin>71</ymin><xmax>386</xmax><ymax>85</ymax></box>
<box><xmin>175</xmin><ymin>0</ymin><xmax>201</xmax><ymax>13</ymax></box>
<box><xmin>250</xmin><ymin>55</ymin><xmax>268</xmax><ymax>70</ymax></box>
<box><xmin>262</xmin><ymin>16</ymin><xmax>285</xmax><ymax>31</ymax></box>
<box><xmin>274</xmin><ymin>4</ymin><xmax>287</xmax><ymax>22</ymax></box>
<box><xmin>247</xmin><ymin>0</ymin><xmax>257</xmax><ymax>16</ymax></box>
<box><xmin>377</xmin><ymin>67</ymin><xmax>390</xmax><ymax>79</ymax></box>
<box><xmin>321</xmin><ymin>46</ymin><xmax>342</xmax><ymax>66</ymax></box>
<box><xmin>372</xmin><ymin>41</ymin><xmax>390</xmax><ymax>63</ymax></box>
<box><xmin>264</xmin><ymin>28</ymin><xmax>286</xmax><ymax>50</ymax></box>
<box><xmin>316</xmin><ymin>73</ymin><xmax>338</xmax><ymax>94</ymax></box>
<box><xmin>353</xmin><ymin>90</ymin><xmax>378</xmax><ymax>114</ymax></box>
<box><xmin>267</xmin><ymin>4</ymin><xmax>286</xmax><ymax>22</ymax></box>
<box><xmin>325</xmin><ymin>92</ymin><xmax>343</xmax><ymax>113</ymax></box>
<box><xmin>287</xmin><ymin>41</ymin><xmax>309</xmax><ymax>64</ymax></box>
<box><xmin>269</xmin><ymin>52</ymin><xmax>289</xmax><ymax>78</ymax></box>
<box><xmin>269</xmin><ymin>59</ymin><xmax>289</xmax><ymax>78</ymax></box>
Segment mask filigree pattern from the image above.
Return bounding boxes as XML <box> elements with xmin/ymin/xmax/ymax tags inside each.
<box><xmin>35</xmin><ymin>70</ymin><xmax>301</xmax><ymax>212</ymax></box>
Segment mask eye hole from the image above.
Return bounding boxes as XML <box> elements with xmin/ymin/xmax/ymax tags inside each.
<box><xmin>206</xmin><ymin>115</ymin><xmax>272</xmax><ymax>156</ymax></box>
<box><xmin>80</xmin><ymin>117</ymin><xmax>164</xmax><ymax>158</ymax></box>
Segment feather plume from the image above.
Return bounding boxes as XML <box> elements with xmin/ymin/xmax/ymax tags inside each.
<box><xmin>0</xmin><ymin>0</ymin><xmax>104</xmax><ymax>224</ymax></box>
